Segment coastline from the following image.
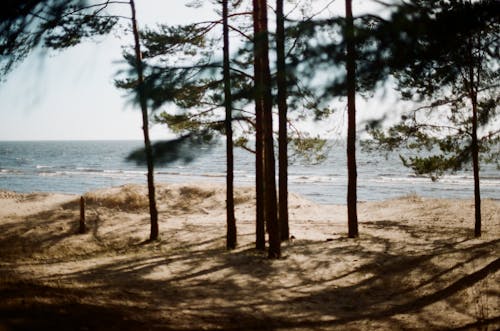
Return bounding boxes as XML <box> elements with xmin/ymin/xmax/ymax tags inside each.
<box><xmin>1</xmin><ymin>183</ymin><xmax>499</xmax><ymax>330</ymax></box>
<box><xmin>2</xmin><ymin>140</ymin><xmax>499</xmax><ymax>205</ymax></box>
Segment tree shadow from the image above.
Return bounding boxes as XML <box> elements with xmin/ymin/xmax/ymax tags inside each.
<box><xmin>0</xmin><ymin>207</ymin><xmax>80</xmax><ymax>261</ymax></box>
<box><xmin>1</xmin><ymin>202</ymin><xmax>499</xmax><ymax>330</ymax></box>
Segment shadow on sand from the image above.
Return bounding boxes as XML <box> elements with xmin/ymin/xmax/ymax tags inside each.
<box><xmin>0</xmin><ymin>198</ymin><xmax>499</xmax><ymax>330</ymax></box>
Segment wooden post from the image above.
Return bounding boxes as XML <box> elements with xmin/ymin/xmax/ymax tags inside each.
<box><xmin>79</xmin><ymin>196</ymin><xmax>86</xmax><ymax>234</ymax></box>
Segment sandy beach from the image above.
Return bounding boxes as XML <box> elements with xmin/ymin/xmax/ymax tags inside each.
<box><xmin>0</xmin><ymin>183</ymin><xmax>499</xmax><ymax>330</ymax></box>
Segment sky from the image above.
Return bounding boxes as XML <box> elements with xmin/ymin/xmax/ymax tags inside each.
<box><xmin>0</xmin><ymin>0</ymin><xmax>390</xmax><ymax>141</ymax></box>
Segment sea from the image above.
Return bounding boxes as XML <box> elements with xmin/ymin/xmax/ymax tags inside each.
<box><xmin>0</xmin><ymin>140</ymin><xmax>498</xmax><ymax>204</ymax></box>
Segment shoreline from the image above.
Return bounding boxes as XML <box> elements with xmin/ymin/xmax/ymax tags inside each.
<box><xmin>2</xmin><ymin>140</ymin><xmax>499</xmax><ymax>205</ymax></box>
<box><xmin>1</xmin><ymin>181</ymin><xmax>499</xmax><ymax>205</ymax></box>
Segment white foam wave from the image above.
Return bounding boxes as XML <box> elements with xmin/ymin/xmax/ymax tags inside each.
<box><xmin>36</xmin><ymin>165</ymin><xmax>53</xmax><ymax>169</ymax></box>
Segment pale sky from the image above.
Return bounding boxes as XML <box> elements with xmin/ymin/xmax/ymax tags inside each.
<box><xmin>0</xmin><ymin>0</ymin><xmax>390</xmax><ymax>141</ymax></box>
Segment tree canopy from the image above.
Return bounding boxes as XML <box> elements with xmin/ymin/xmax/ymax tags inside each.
<box><xmin>364</xmin><ymin>0</ymin><xmax>499</xmax><ymax>178</ymax></box>
<box><xmin>0</xmin><ymin>0</ymin><xmax>117</xmax><ymax>77</ymax></box>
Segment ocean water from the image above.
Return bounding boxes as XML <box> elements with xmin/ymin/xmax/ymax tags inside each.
<box><xmin>0</xmin><ymin>140</ymin><xmax>498</xmax><ymax>204</ymax></box>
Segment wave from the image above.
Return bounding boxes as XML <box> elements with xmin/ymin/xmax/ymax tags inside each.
<box><xmin>103</xmin><ymin>170</ymin><xmax>146</xmax><ymax>175</ymax></box>
<box><xmin>0</xmin><ymin>169</ymin><xmax>22</xmax><ymax>174</ymax></box>
<box><xmin>367</xmin><ymin>174</ymin><xmax>500</xmax><ymax>187</ymax></box>
<box><xmin>156</xmin><ymin>171</ymin><xmax>184</xmax><ymax>176</ymax></box>
<box><xmin>22</xmin><ymin>165</ymin><xmax>500</xmax><ymax>186</ymax></box>
<box><xmin>38</xmin><ymin>169</ymin><xmax>142</xmax><ymax>178</ymax></box>
<box><xmin>36</xmin><ymin>165</ymin><xmax>53</xmax><ymax>169</ymax></box>
<box><xmin>289</xmin><ymin>175</ymin><xmax>343</xmax><ymax>184</ymax></box>
<box><xmin>76</xmin><ymin>167</ymin><xmax>104</xmax><ymax>173</ymax></box>
<box><xmin>39</xmin><ymin>171</ymin><xmax>60</xmax><ymax>177</ymax></box>
<box><xmin>200</xmin><ymin>173</ymin><xmax>225</xmax><ymax>178</ymax></box>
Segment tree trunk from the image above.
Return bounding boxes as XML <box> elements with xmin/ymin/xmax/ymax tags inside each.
<box><xmin>276</xmin><ymin>0</ymin><xmax>289</xmax><ymax>242</ymax></box>
<box><xmin>223</xmin><ymin>0</ymin><xmax>237</xmax><ymax>249</ymax></box>
<box><xmin>471</xmin><ymin>94</ymin><xmax>481</xmax><ymax>237</ymax></box>
<box><xmin>79</xmin><ymin>196</ymin><xmax>86</xmax><ymax>234</ymax></box>
<box><xmin>130</xmin><ymin>0</ymin><xmax>159</xmax><ymax>241</ymax></box>
<box><xmin>255</xmin><ymin>103</ymin><xmax>266</xmax><ymax>250</ymax></box>
<box><xmin>253</xmin><ymin>0</ymin><xmax>280</xmax><ymax>258</ymax></box>
<box><xmin>253</xmin><ymin>0</ymin><xmax>266</xmax><ymax>251</ymax></box>
<box><xmin>468</xmin><ymin>40</ymin><xmax>481</xmax><ymax>237</ymax></box>
<box><xmin>345</xmin><ymin>0</ymin><xmax>358</xmax><ymax>238</ymax></box>
<box><xmin>254</xmin><ymin>62</ymin><xmax>265</xmax><ymax>250</ymax></box>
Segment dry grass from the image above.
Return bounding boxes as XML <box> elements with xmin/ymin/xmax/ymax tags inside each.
<box><xmin>84</xmin><ymin>184</ymin><xmax>149</xmax><ymax>211</ymax></box>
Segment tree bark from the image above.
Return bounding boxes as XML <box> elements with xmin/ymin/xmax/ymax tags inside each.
<box><xmin>253</xmin><ymin>0</ymin><xmax>266</xmax><ymax>251</ymax></box>
<box><xmin>223</xmin><ymin>0</ymin><xmax>237</xmax><ymax>249</ymax></box>
<box><xmin>276</xmin><ymin>0</ymin><xmax>289</xmax><ymax>241</ymax></box>
<box><xmin>345</xmin><ymin>0</ymin><xmax>358</xmax><ymax>238</ymax></box>
<box><xmin>253</xmin><ymin>0</ymin><xmax>280</xmax><ymax>258</ymax></box>
<box><xmin>79</xmin><ymin>196</ymin><xmax>86</xmax><ymax>234</ymax></box>
<box><xmin>255</xmin><ymin>104</ymin><xmax>266</xmax><ymax>250</ymax></box>
<box><xmin>130</xmin><ymin>0</ymin><xmax>159</xmax><ymax>241</ymax></box>
<box><xmin>468</xmin><ymin>39</ymin><xmax>481</xmax><ymax>237</ymax></box>
<box><xmin>471</xmin><ymin>92</ymin><xmax>481</xmax><ymax>237</ymax></box>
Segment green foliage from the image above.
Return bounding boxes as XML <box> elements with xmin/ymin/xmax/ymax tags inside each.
<box><xmin>366</xmin><ymin>96</ymin><xmax>500</xmax><ymax>179</ymax></box>
<box><xmin>115</xmin><ymin>1</ymin><xmax>333</xmax><ymax>165</ymax></box>
<box><xmin>140</xmin><ymin>24</ymin><xmax>209</xmax><ymax>59</ymax></box>
<box><xmin>0</xmin><ymin>0</ymin><xmax>118</xmax><ymax>77</ymax></box>
<box><xmin>42</xmin><ymin>13</ymin><xmax>117</xmax><ymax>49</ymax></box>
<box><xmin>361</xmin><ymin>0</ymin><xmax>500</xmax><ymax>180</ymax></box>
<box><xmin>115</xmin><ymin>16</ymin><xmax>235</xmax><ymax>164</ymax></box>
<box><xmin>289</xmin><ymin>135</ymin><xmax>328</xmax><ymax>164</ymax></box>
<box><xmin>234</xmin><ymin>136</ymin><xmax>251</xmax><ymax>151</ymax></box>
<box><xmin>155</xmin><ymin>112</ymin><xmax>224</xmax><ymax>137</ymax></box>
<box><xmin>401</xmin><ymin>154</ymin><xmax>466</xmax><ymax>180</ymax></box>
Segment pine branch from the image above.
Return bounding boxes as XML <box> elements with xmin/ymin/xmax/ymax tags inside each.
<box><xmin>192</xmin><ymin>13</ymin><xmax>253</xmax><ymax>41</ymax></box>
<box><xmin>59</xmin><ymin>1</ymin><xmax>130</xmax><ymax>20</ymax></box>
<box><xmin>409</xmin><ymin>84</ymin><xmax>500</xmax><ymax>114</ymax></box>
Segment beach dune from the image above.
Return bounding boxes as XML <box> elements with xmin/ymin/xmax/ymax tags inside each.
<box><xmin>0</xmin><ymin>183</ymin><xmax>499</xmax><ymax>330</ymax></box>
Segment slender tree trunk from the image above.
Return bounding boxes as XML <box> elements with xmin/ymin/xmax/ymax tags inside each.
<box><xmin>345</xmin><ymin>0</ymin><xmax>358</xmax><ymax>238</ymax></box>
<box><xmin>471</xmin><ymin>94</ymin><xmax>481</xmax><ymax>237</ymax></box>
<box><xmin>253</xmin><ymin>0</ymin><xmax>280</xmax><ymax>258</ymax></box>
<box><xmin>223</xmin><ymin>0</ymin><xmax>237</xmax><ymax>249</ymax></box>
<box><xmin>79</xmin><ymin>196</ymin><xmax>86</xmax><ymax>234</ymax></box>
<box><xmin>468</xmin><ymin>40</ymin><xmax>481</xmax><ymax>237</ymax></box>
<box><xmin>130</xmin><ymin>0</ymin><xmax>159</xmax><ymax>241</ymax></box>
<box><xmin>253</xmin><ymin>0</ymin><xmax>266</xmax><ymax>251</ymax></box>
<box><xmin>255</xmin><ymin>107</ymin><xmax>266</xmax><ymax>250</ymax></box>
<box><xmin>276</xmin><ymin>0</ymin><xmax>289</xmax><ymax>241</ymax></box>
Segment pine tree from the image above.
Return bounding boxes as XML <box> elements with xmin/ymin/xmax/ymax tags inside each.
<box><xmin>1</xmin><ymin>0</ymin><xmax>163</xmax><ymax>241</ymax></box>
<box><xmin>118</xmin><ymin>1</ymin><xmax>332</xmax><ymax>252</ymax></box>
<box><xmin>365</xmin><ymin>0</ymin><xmax>500</xmax><ymax>237</ymax></box>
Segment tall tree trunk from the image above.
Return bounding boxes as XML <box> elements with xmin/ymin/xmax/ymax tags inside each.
<box><xmin>276</xmin><ymin>0</ymin><xmax>289</xmax><ymax>241</ymax></box>
<box><xmin>223</xmin><ymin>0</ymin><xmax>237</xmax><ymax>249</ymax></box>
<box><xmin>253</xmin><ymin>0</ymin><xmax>266</xmax><ymax>251</ymax></box>
<box><xmin>253</xmin><ymin>0</ymin><xmax>280</xmax><ymax>258</ymax></box>
<box><xmin>471</xmin><ymin>92</ymin><xmax>481</xmax><ymax>237</ymax></box>
<box><xmin>468</xmin><ymin>39</ymin><xmax>481</xmax><ymax>237</ymax></box>
<box><xmin>345</xmin><ymin>0</ymin><xmax>358</xmax><ymax>238</ymax></box>
<box><xmin>130</xmin><ymin>0</ymin><xmax>159</xmax><ymax>241</ymax></box>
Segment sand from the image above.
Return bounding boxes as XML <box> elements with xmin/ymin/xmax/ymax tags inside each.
<box><xmin>0</xmin><ymin>183</ymin><xmax>499</xmax><ymax>330</ymax></box>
